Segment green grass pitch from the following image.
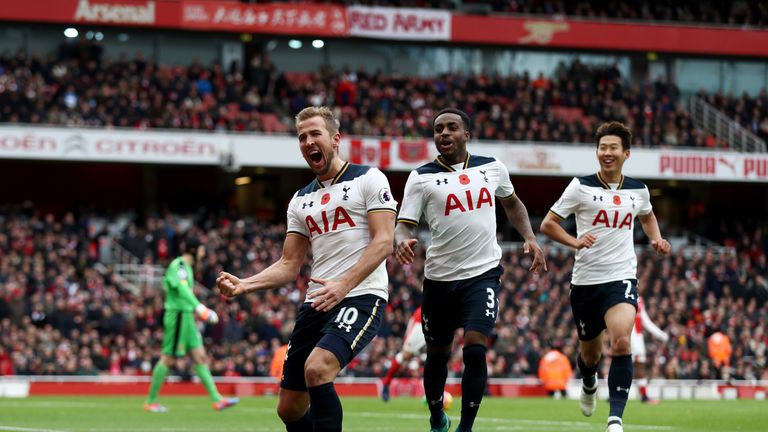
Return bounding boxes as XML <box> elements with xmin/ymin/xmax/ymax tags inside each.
<box><xmin>0</xmin><ymin>396</ymin><xmax>765</xmax><ymax>431</ymax></box>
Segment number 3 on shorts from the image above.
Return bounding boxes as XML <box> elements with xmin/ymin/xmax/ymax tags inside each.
<box><xmin>623</xmin><ymin>280</ymin><xmax>635</xmax><ymax>300</ymax></box>
<box><xmin>486</xmin><ymin>287</ymin><xmax>495</xmax><ymax>308</ymax></box>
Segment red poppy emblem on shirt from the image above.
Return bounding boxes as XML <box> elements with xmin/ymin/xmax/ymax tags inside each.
<box><xmin>613</xmin><ymin>195</ymin><xmax>621</xmax><ymax>205</ymax></box>
<box><xmin>459</xmin><ymin>174</ymin><xmax>470</xmax><ymax>185</ymax></box>
<box><xmin>321</xmin><ymin>193</ymin><xmax>331</xmax><ymax>205</ymax></box>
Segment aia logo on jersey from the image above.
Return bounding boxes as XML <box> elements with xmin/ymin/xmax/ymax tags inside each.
<box><xmin>613</xmin><ymin>195</ymin><xmax>621</xmax><ymax>205</ymax></box>
<box><xmin>321</xmin><ymin>193</ymin><xmax>331</xmax><ymax>205</ymax></box>
<box><xmin>592</xmin><ymin>210</ymin><xmax>632</xmax><ymax>229</ymax></box>
<box><xmin>306</xmin><ymin>207</ymin><xmax>356</xmax><ymax>236</ymax></box>
<box><xmin>445</xmin><ymin>187</ymin><xmax>493</xmax><ymax>215</ymax></box>
<box><xmin>459</xmin><ymin>174</ymin><xmax>470</xmax><ymax>185</ymax></box>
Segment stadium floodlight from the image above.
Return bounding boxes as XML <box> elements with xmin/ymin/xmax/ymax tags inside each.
<box><xmin>95</xmin><ymin>32</ymin><xmax>104</xmax><ymax>41</ymax></box>
<box><xmin>64</xmin><ymin>28</ymin><xmax>79</xmax><ymax>38</ymax></box>
<box><xmin>288</xmin><ymin>39</ymin><xmax>302</xmax><ymax>49</ymax></box>
<box><xmin>234</xmin><ymin>176</ymin><xmax>252</xmax><ymax>186</ymax></box>
<box><xmin>312</xmin><ymin>39</ymin><xmax>325</xmax><ymax>49</ymax></box>
<box><xmin>117</xmin><ymin>33</ymin><xmax>130</xmax><ymax>42</ymax></box>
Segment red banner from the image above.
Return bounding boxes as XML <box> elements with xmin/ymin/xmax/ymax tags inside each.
<box><xmin>0</xmin><ymin>1</ymin><xmax>345</xmax><ymax>35</ymax></box>
<box><xmin>1</xmin><ymin>0</ymin><xmax>179</xmax><ymax>27</ymax></box>
<box><xmin>349</xmin><ymin>138</ymin><xmax>391</xmax><ymax>170</ymax></box>
<box><xmin>180</xmin><ymin>2</ymin><xmax>346</xmax><ymax>35</ymax></box>
<box><xmin>452</xmin><ymin>15</ymin><xmax>768</xmax><ymax>57</ymax></box>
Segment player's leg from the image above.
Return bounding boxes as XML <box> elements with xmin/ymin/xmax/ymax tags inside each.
<box><xmin>456</xmin><ymin>331</ymin><xmax>489</xmax><ymax>432</ymax></box>
<box><xmin>421</xmin><ymin>278</ymin><xmax>457</xmax><ymax>432</ymax></box>
<box><xmin>279</xmin><ymin>302</ymin><xmax>323</xmax><ymax>430</ymax></box>
<box><xmin>454</xmin><ymin>266</ymin><xmax>503</xmax><ymax>432</ymax></box>
<box><xmin>381</xmin><ymin>350</ymin><xmax>413</xmax><ymax>401</ymax></box>
<box><xmin>304</xmin><ymin>346</ymin><xmax>344</xmax><ymax>432</ymax></box>
<box><xmin>311</xmin><ymin>294</ymin><xmax>386</xmax><ymax>432</ymax></box>
<box><xmin>570</xmin><ymin>282</ymin><xmax>606</xmax><ymax>417</ymax></box>
<box><xmin>631</xmin><ymin>332</ymin><xmax>653</xmax><ymax>403</ymax></box>
<box><xmin>277</xmin><ymin>388</ymin><xmax>312</xmax><ymax>431</ymax></box>
<box><xmin>145</xmin><ymin>353</ymin><xmax>174</xmax><ymax>412</ymax></box>
<box><xmin>604</xmin><ymin>302</ymin><xmax>636</xmax><ymax>432</ymax></box>
<box><xmin>145</xmin><ymin>311</ymin><xmax>181</xmax><ymax>412</ymax></box>
<box><xmin>577</xmin><ymin>335</ymin><xmax>603</xmax><ymax>416</ymax></box>
<box><xmin>189</xmin><ymin>346</ymin><xmax>238</xmax><ymax>410</ymax></box>
<box><xmin>424</xmin><ymin>343</ymin><xmax>452</xmax><ymax>432</ymax></box>
<box><xmin>383</xmin><ymin>317</ymin><xmax>425</xmax><ymax>400</ymax></box>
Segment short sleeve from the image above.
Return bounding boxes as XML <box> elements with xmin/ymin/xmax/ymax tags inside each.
<box><xmin>286</xmin><ymin>192</ymin><xmax>309</xmax><ymax>239</ymax></box>
<box><xmin>494</xmin><ymin>160</ymin><xmax>515</xmax><ymax>198</ymax></box>
<box><xmin>362</xmin><ymin>168</ymin><xmax>398</xmax><ymax>214</ymax></box>
<box><xmin>549</xmin><ymin>178</ymin><xmax>581</xmax><ymax>220</ymax></box>
<box><xmin>396</xmin><ymin>170</ymin><xmax>424</xmax><ymax>226</ymax></box>
<box><xmin>638</xmin><ymin>186</ymin><xmax>653</xmax><ymax>216</ymax></box>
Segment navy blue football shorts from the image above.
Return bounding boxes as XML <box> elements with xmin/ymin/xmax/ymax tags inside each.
<box><xmin>421</xmin><ymin>265</ymin><xmax>503</xmax><ymax>347</ymax></box>
<box><xmin>281</xmin><ymin>294</ymin><xmax>385</xmax><ymax>391</ymax></box>
<box><xmin>569</xmin><ymin>278</ymin><xmax>639</xmax><ymax>341</ymax></box>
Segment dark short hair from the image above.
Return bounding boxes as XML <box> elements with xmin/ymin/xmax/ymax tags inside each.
<box><xmin>433</xmin><ymin>108</ymin><xmax>471</xmax><ymax>131</ymax></box>
<box><xmin>181</xmin><ymin>236</ymin><xmax>202</xmax><ymax>255</ymax></box>
<box><xmin>595</xmin><ymin>121</ymin><xmax>632</xmax><ymax>150</ymax></box>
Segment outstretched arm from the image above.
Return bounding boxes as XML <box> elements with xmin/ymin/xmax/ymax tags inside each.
<box><xmin>217</xmin><ymin>233</ymin><xmax>310</xmax><ymax>297</ymax></box>
<box><xmin>500</xmin><ymin>194</ymin><xmax>546</xmax><ymax>272</ymax></box>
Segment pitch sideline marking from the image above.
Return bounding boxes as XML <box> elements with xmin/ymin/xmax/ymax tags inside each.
<box><xmin>0</xmin><ymin>426</ymin><xmax>69</xmax><ymax>432</ymax></box>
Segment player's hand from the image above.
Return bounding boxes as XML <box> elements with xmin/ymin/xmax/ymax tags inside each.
<box><xmin>575</xmin><ymin>233</ymin><xmax>596</xmax><ymax>249</ymax></box>
<box><xmin>195</xmin><ymin>304</ymin><xmax>219</xmax><ymax>324</ymax></box>
<box><xmin>661</xmin><ymin>332</ymin><xmax>670</xmax><ymax>343</ymax></box>
<box><xmin>394</xmin><ymin>238</ymin><xmax>418</xmax><ymax>265</ymax></box>
<box><xmin>216</xmin><ymin>271</ymin><xmax>245</xmax><ymax>297</ymax></box>
<box><xmin>523</xmin><ymin>239</ymin><xmax>547</xmax><ymax>272</ymax></box>
<box><xmin>651</xmin><ymin>238</ymin><xmax>671</xmax><ymax>256</ymax></box>
<box><xmin>307</xmin><ymin>277</ymin><xmax>350</xmax><ymax>312</ymax></box>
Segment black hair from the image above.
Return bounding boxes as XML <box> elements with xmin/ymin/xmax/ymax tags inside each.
<box><xmin>181</xmin><ymin>236</ymin><xmax>201</xmax><ymax>256</ymax></box>
<box><xmin>595</xmin><ymin>121</ymin><xmax>632</xmax><ymax>150</ymax></box>
<box><xmin>433</xmin><ymin>108</ymin><xmax>471</xmax><ymax>131</ymax></box>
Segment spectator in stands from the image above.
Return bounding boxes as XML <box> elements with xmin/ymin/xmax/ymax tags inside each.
<box><xmin>538</xmin><ymin>342</ymin><xmax>572</xmax><ymax>398</ymax></box>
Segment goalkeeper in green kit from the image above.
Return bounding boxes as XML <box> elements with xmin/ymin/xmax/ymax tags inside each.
<box><xmin>144</xmin><ymin>236</ymin><xmax>239</xmax><ymax>413</ymax></box>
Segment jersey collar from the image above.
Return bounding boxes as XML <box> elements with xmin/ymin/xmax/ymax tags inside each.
<box><xmin>596</xmin><ymin>172</ymin><xmax>624</xmax><ymax>190</ymax></box>
<box><xmin>435</xmin><ymin>153</ymin><xmax>470</xmax><ymax>172</ymax></box>
<box><xmin>317</xmin><ymin>161</ymin><xmax>350</xmax><ymax>188</ymax></box>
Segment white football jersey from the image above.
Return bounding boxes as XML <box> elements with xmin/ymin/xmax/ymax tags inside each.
<box><xmin>549</xmin><ymin>173</ymin><xmax>652</xmax><ymax>285</ymax></box>
<box><xmin>398</xmin><ymin>154</ymin><xmax>515</xmax><ymax>281</ymax></box>
<box><xmin>287</xmin><ymin>162</ymin><xmax>397</xmax><ymax>301</ymax></box>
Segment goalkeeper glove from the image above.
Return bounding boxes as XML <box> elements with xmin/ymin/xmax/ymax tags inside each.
<box><xmin>195</xmin><ymin>304</ymin><xmax>219</xmax><ymax>324</ymax></box>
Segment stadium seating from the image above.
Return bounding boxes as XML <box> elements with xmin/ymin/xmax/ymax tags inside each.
<box><xmin>2</xmin><ymin>49</ymin><xmax>762</xmax><ymax>148</ymax></box>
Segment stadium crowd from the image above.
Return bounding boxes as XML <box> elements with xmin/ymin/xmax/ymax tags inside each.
<box><xmin>1</xmin><ymin>47</ymin><xmax>763</xmax><ymax>149</ymax></box>
<box><xmin>1</xmin><ymin>207</ymin><xmax>766</xmax><ymax>384</ymax></box>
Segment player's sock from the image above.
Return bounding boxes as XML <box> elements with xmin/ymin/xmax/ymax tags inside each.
<box><xmin>577</xmin><ymin>354</ymin><xmax>599</xmax><ymax>390</ymax></box>
<box><xmin>424</xmin><ymin>351</ymin><xmax>450</xmax><ymax>425</ymax></box>
<box><xmin>382</xmin><ymin>353</ymin><xmax>403</xmax><ymax>386</ymax></box>
<box><xmin>147</xmin><ymin>362</ymin><xmax>169</xmax><ymax>403</ymax></box>
<box><xmin>284</xmin><ymin>411</ymin><xmax>313</xmax><ymax>432</ymax></box>
<box><xmin>457</xmin><ymin>344</ymin><xmax>487</xmax><ymax>431</ymax></box>
<box><xmin>637</xmin><ymin>378</ymin><xmax>649</xmax><ymax>400</ymax></box>
<box><xmin>608</xmin><ymin>355</ymin><xmax>633</xmax><ymax>420</ymax></box>
<box><xmin>194</xmin><ymin>363</ymin><xmax>222</xmax><ymax>402</ymax></box>
<box><xmin>308</xmin><ymin>382</ymin><xmax>342</xmax><ymax>432</ymax></box>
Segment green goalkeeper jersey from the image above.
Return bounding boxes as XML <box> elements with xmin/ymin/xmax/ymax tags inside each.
<box><xmin>162</xmin><ymin>257</ymin><xmax>201</xmax><ymax>312</ymax></box>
